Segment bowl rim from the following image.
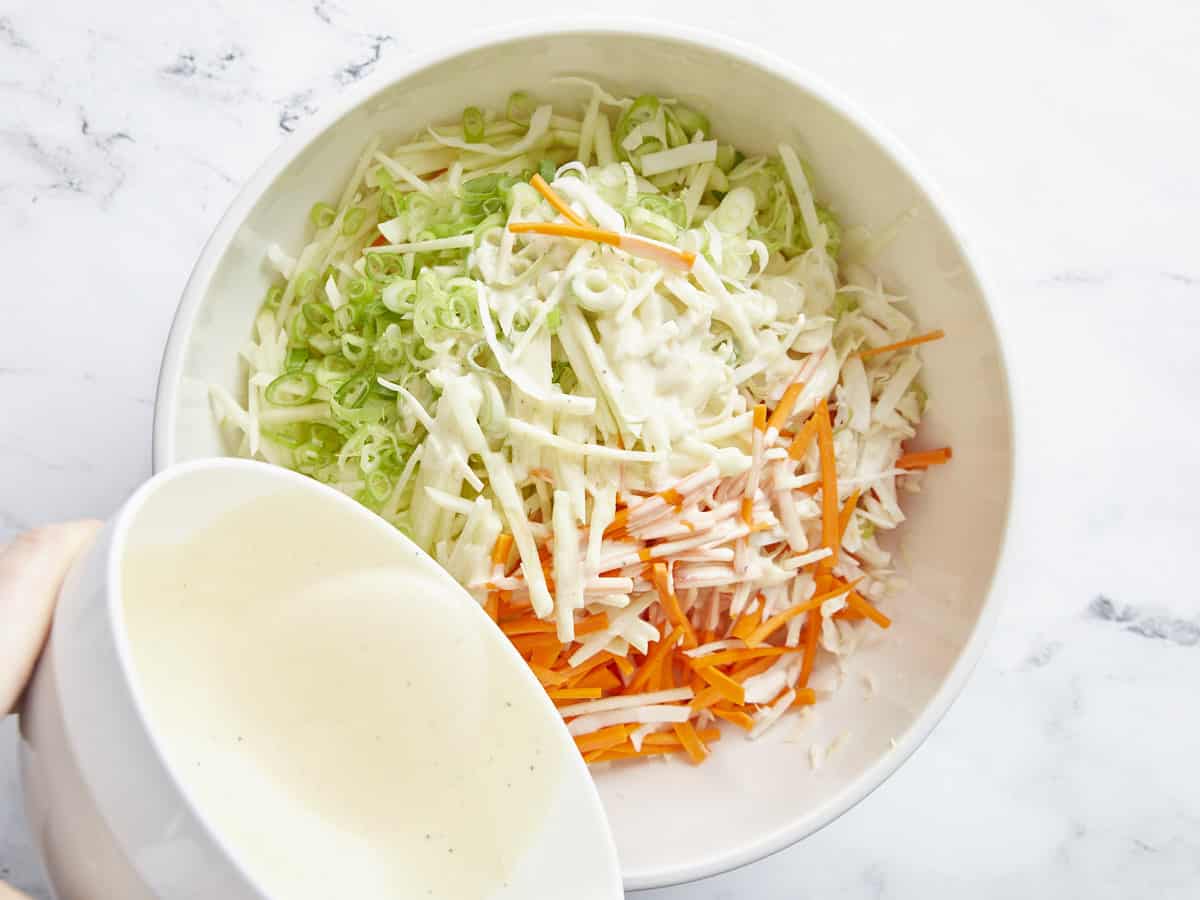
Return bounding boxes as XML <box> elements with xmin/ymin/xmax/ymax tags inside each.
<box><xmin>152</xmin><ymin>17</ymin><xmax>1017</xmax><ymax>891</ymax></box>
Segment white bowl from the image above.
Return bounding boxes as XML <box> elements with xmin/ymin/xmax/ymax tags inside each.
<box><xmin>152</xmin><ymin>21</ymin><xmax>1015</xmax><ymax>890</ymax></box>
<box><xmin>19</xmin><ymin>459</ymin><xmax>620</xmax><ymax>900</ymax></box>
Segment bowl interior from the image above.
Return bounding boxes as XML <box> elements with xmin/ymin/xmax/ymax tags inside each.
<box><xmin>155</xmin><ymin>27</ymin><xmax>1013</xmax><ymax>888</ymax></box>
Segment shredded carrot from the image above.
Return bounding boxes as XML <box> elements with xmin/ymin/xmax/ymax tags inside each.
<box><xmin>491</xmin><ymin>532</ymin><xmax>513</xmax><ymax>568</ymax></box>
<box><xmin>752</xmin><ymin>403</ymin><xmax>767</xmax><ymax>433</ymax></box>
<box><xmin>587</xmin><ymin>743</ymin><xmax>688</xmax><ymax>762</ymax></box>
<box><xmin>625</xmin><ymin>627</ymin><xmax>682</xmax><ymax>694</ymax></box>
<box><xmin>611</xmin><ymin>654</ymin><xmax>635</xmax><ymax>679</ymax></box>
<box><xmin>550</xmin><ymin>687</ymin><xmax>603</xmax><ymax>701</ymax></box>
<box><xmin>730</xmin><ymin>654</ymin><xmax>779</xmax><ymax>682</ymax></box>
<box><xmin>787</xmin><ymin>413</ymin><xmax>820</xmax><ymax>461</ymax></box>
<box><xmin>791</xmin><ymin>687</ymin><xmax>818</xmax><ymax>708</ymax></box>
<box><xmin>510</xmin><ymin>633</ymin><xmax>562</xmax><ymax>656</ymax></box>
<box><xmin>645</xmin><ymin>727</ymin><xmax>721</xmax><ymax>748</ymax></box>
<box><xmin>744</xmin><ymin>578</ymin><xmax>860</xmax><ymax>646</ymax></box>
<box><xmin>896</xmin><ymin>446</ymin><xmax>953</xmax><ymax>469</ymax></box>
<box><xmin>509</xmin><ymin>220</ymin><xmax>620</xmax><ymax>246</ymax></box>
<box><xmin>661</xmin><ymin>488</ymin><xmax>684</xmax><ymax>508</ymax></box>
<box><xmin>484</xmin><ymin>591</ymin><xmax>500</xmax><ymax>622</ymax></box>
<box><xmin>854</xmin><ymin>329</ymin><xmax>946</xmax><ymax>360</ymax></box>
<box><xmin>767</xmin><ymin>381</ymin><xmax>805</xmax><ymax>434</ymax></box>
<box><xmin>529</xmin><ymin>664</ymin><xmax>571</xmax><ymax>687</ymax></box>
<box><xmin>508</xmin><ymin>221</ymin><xmax>695</xmax><ymax>269</ymax></box>
<box><xmin>845</xmin><ymin>591</ymin><xmax>892</xmax><ymax>629</ymax></box>
<box><xmin>834</xmin><ymin>489</ymin><xmax>861</xmax><ymax>565</ymax></box>
<box><xmin>563</xmin><ymin>652</ymin><xmax>618</xmax><ymax>687</ymax></box>
<box><xmin>711</xmin><ymin>705</ymin><xmax>755</xmax><ymax>731</ymax></box>
<box><xmin>740</xmin><ymin>496</ymin><xmax>754</xmax><ymax>526</ymax></box>
<box><xmin>688</xmin><ymin>646</ymin><xmax>792</xmax><ymax>668</ymax></box>
<box><xmin>576</xmin><ymin>666</ymin><xmax>622</xmax><ymax>693</ymax></box>
<box><xmin>672</xmin><ymin>721</ymin><xmax>710</xmax><ymax>765</ymax></box>
<box><xmin>833</xmin><ymin>606</ymin><xmax>866</xmax><ymax>622</ymax></box>
<box><xmin>729</xmin><ymin>604</ymin><xmax>762</xmax><ymax>641</ymax></box>
<box><xmin>530</xmin><ymin>643</ymin><xmax>561</xmax><ymax>669</ymax></box>
<box><xmin>694</xmin><ymin>665</ymin><xmax>745</xmax><ymax>705</ymax></box>
<box><xmin>529</xmin><ymin>173</ymin><xmax>588</xmax><ymax>227</ymax></box>
<box><xmin>814</xmin><ymin>400</ymin><xmax>839</xmax><ymax>569</ymax></box>
<box><xmin>574</xmin><ymin>724</ymin><xmax>633</xmax><ymax>754</ymax></box>
<box><xmin>650</xmin><ymin>563</ymin><xmax>698</xmax><ymax>649</ymax></box>
<box><xmin>798</xmin><ymin>592</ymin><xmax>822</xmax><ymax>689</ymax></box>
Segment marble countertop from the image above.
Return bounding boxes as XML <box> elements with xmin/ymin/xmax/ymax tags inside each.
<box><xmin>3</xmin><ymin>0</ymin><xmax>1198</xmax><ymax>897</ymax></box>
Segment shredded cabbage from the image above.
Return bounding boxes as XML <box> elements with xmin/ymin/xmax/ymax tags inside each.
<box><xmin>214</xmin><ymin>84</ymin><xmax>941</xmax><ymax>751</ymax></box>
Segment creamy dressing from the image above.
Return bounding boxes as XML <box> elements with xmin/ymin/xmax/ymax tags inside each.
<box><xmin>122</xmin><ymin>491</ymin><xmax>562</xmax><ymax>900</ymax></box>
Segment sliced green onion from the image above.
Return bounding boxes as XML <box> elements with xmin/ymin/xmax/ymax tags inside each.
<box><xmin>284</xmin><ymin>347</ymin><xmax>310</xmax><ymax>371</ymax></box>
<box><xmin>335</xmin><ymin>373</ymin><xmax>371</xmax><ymax>408</ymax></box>
<box><xmin>538</xmin><ymin>159</ymin><xmax>556</xmax><ymax>183</ymax></box>
<box><xmin>264</xmin><ymin>283</ymin><xmax>284</xmax><ymax>309</ymax></box>
<box><xmin>506</xmin><ymin>91</ymin><xmax>533</xmax><ymax>126</ymax></box>
<box><xmin>309</xmin><ymin>202</ymin><xmax>336</xmax><ymax>229</ymax></box>
<box><xmin>715</xmin><ymin>144</ymin><xmax>737</xmax><ymax>173</ymax></box>
<box><xmin>294</xmin><ymin>269</ymin><xmax>319</xmax><ymax>298</ymax></box>
<box><xmin>462</xmin><ymin>106</ymin><xmax>485</xmax><ymax>143</ymax></box>
<box><xmin>341</xmin><ymin>206</ymin><xmax>366</xmax><ymax>236</ymax></box>
<box><xmin>265</xmin><ymin>372</ymin><xmax>317</xmax><ymax>406</ymax></box>
<box><xmin>671</xmin><ymin>105</ymin><xmax>711</xmax><ymax>139</ymax></box>
<box><xmin>262</xmin><ymin>422</ymin><xmax>311</xmax><ymax>448</ymax></box>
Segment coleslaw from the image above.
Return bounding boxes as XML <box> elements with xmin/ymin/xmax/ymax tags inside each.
<box><xmin>212</xmin><ymin>81</ymin><xmax>951</xmax><ymax>763</ymax></box>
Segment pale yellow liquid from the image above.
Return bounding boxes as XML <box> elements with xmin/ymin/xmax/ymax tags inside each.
<box><xmin>122</xmin><ymin>492</ymin><xmax>562</xmax><ymax>899</ymax></box>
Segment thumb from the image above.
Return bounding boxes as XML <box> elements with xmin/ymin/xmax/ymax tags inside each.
<box><xmin>0</xmin><ymin>521</ymin><xmax>103</xmax><ymax>716</ymax></box>
<box><xmin>0</xmin><ymin>881</ymin><xmax>35</xmax><ymax>899</ymax></box>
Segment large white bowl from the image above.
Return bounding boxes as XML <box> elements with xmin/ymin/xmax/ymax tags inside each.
<box><xmin>153</xmin><ymin>21</ymin><xmax>1014</xmax><ymax>890</ymax></box>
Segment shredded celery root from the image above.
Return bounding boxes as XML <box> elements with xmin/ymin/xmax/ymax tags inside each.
<box><xmin>214</xmin><ymin>82</ymin><xmax>950</xmax><ymax>763</ymax></box>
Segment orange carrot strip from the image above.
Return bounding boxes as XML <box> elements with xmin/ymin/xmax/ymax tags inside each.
<box><xmin>509</xmin><ymin>220</ymin><xmax>620</xmax><ymax>246</ymax></box>
<box><xmin>563</xmin><ymin>652</ymin><xmax>617</xmax><ymax>687</ymax></box>
<box><xmin>661</xmin><ymin>488</ymin><xmax>685</xmax><ymax>508</ymax></box>
<box><xmin>712</xmin><ymin>705</ymin><xmax>755</xmax><ymax>731</ymax></box>
<box><xmin>484</xmin><ymin>591</ymin><xmax>500</xmax><ymax>622</ymax></box>
<box><xmin>528</xmin><ymin>664</ymin><xmax>571</xmax><ymax>687</ymax></box>
<box><xmin>650</xmin><ymin>563</ymin><xmax>698</xmax><ymax>649</ymax></box>
<box><xmin>729</xmin><ymin>655</ymin><xmax>778</xmax><ymax>683</ymax></box>
<box><xmin>740</xmin><ymin>497</ymin><xmax>754</xmax><ymax>526</ymax></box>
<box><xmin>688</xmin><ymin>646</ymin><xmax>792</xmax><ymax>668</ymax></box>
<box><xmin>787</xmin><ymin>414</ymin><xmax>820</xmax><ymax>461</ymax></box>
<box><xmin>690</xmin><ymin>684</ymin><xmax>724</xmax><ymax>711</ymax></box>
<box><xmin>845</xmin><ymin>591</ymin><xmax>892</xmax><ymax>629</ymax></box>
<box><xmin>510</xmin><ymin>633</ymin><xmax>563</xmax><ymax>655</ymax></box>
<box><xmin>752</xmin><ymin>403</ymin><xmax>767</xmax><ymax>433</ymax></box>
<box><xmin>501</xmin><ymin>616</ymin><xmax>557</xmax><ymax>636</ymax></box>
<box><xmin>834</xmin><ymin>489</ymin><xmax>862</xmax><ymax>565</ymax></box>
<box><xmin>574</xmin><ymin>724</ymin><xmax>632</xmax><ymax>754</ymax></box>
<box><xmin>549</xmin><ymin>687</ymin><xmax>603</xmax><ymax>701</ymax></box>
<box><xmin>530</xmin><ymin>173</ymin><xmax>588</xmax><ymax>227</ymax></box>
<box><xmin>896</xmin><ymin>447</ymin><xmax>954</xmax><ymax>469</ymax></box>
<box><xmin>587</xmin><ymin>743</ymin><xmax>688</xmax><ymax>762</ymax></box>
<box><xmin>644</xmin><ymin>727</ymin><xmax>721</xmax><ymax>748</ymax></box>
<box><xmin>814</xmin><ymin>400</ymin><xmax>839</xmax><ymax>568</ymax></box>
<box><xmin>695</xmin><ymin>665</ymin><xmax>745</xmax><ymax>706</ymax></box>
<box><xmin>834</xmin><ymin>606</ymin><xmax>866</xmax><ymax>622</ymax></box>
<box><xmin>625</xmin><ymin>627</ymin><xmax>682</xmax><ymax>694</ymax></box>
<box><xmin>767</xmin><ymin>381</ymin><xmax>805</xmax><ymax>434</ymax></box>
<box><xmin>611</xmin><ymin>654</ymin><xmax>635</xmax><ymax>679</ymax></box>
<box><xmin>576</xmin><ymin>666</ymin><xmax>622</xmax><ymax>693</ymax></box>
<box><xmin>799</xmin><ymin>599</ymin><xmax>822</xmax><ymax>689</ymax></box>
<box><xmin>791</xmin><ymin>687</ymin><xmax>818</xmax><ymax>708</ymax></box>
<box><xmin>491</xmin><ymin>532</ymin><xmax>513</xmax><ymax>568</ymax></box>
<box><xmin>574</xmin><ymin>613</ymin><xmax>611</xmax><ymax>637</ymax></box>
<box><xmin>672</xmin><ymin>721</ymin><xmax>710</xmax><ymax>765</ymax></box>
<box><xmin>530</xmin><ymin>643</ymin><xmax>561</xmax><ymax>669</ymax></box>
<box><xmin>855</xmin><ymin>329</ymin><xmax>946</xmax><ymax>360</ymax></box>
<box><xmin>729</xmin><ymin>604</ymin><xmax>762</xmax><ymax>641</ymax></box>
<box><xmin>744</xmin><ymin>579</ymin><xmax>861</xmax><ymax>646</ymax></box>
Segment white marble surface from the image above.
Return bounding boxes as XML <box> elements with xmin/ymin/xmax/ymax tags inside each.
<box><xmin>3</xmin><ymin>0</ymin><xmax>1199</xmax><ymax>896</ymax></box>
